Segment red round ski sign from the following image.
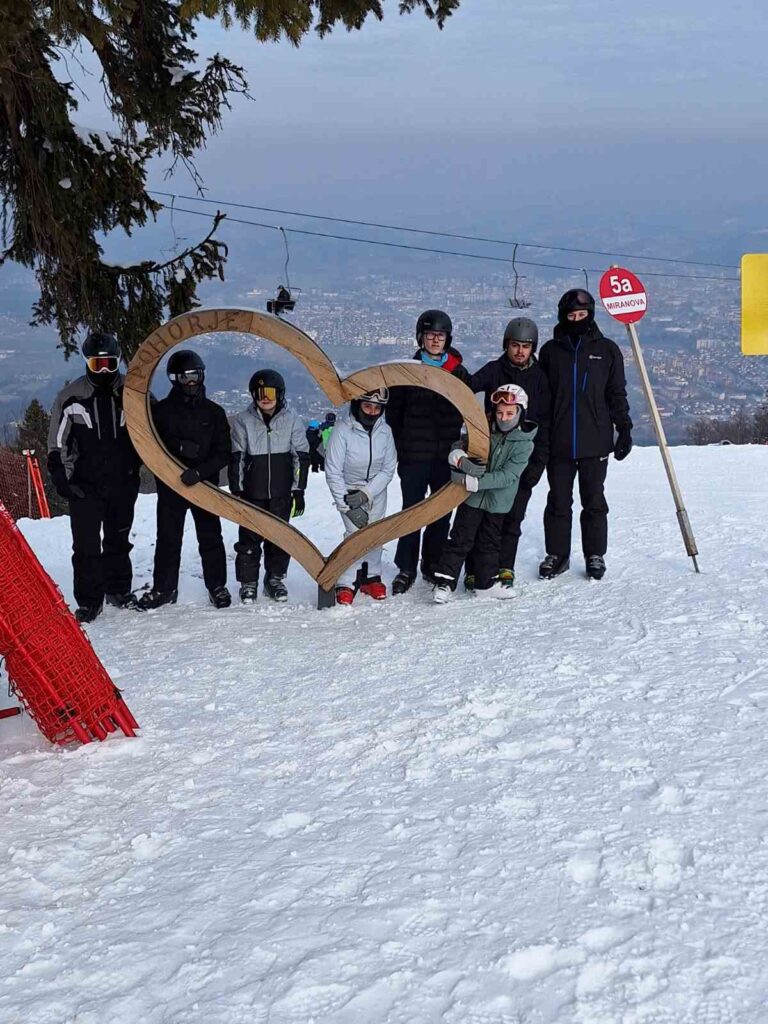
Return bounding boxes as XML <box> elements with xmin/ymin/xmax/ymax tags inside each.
<box><xmin>599</xmin><ymin>268</ymin><xmax>647</xmax><ymax>324</ymax></box>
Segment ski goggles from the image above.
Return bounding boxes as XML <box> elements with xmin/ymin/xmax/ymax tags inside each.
<box><xmin>253</xmin><ymin>385</ymin><xmax>279</xmax><ymax>401</ymax></box>
<box><xmin>490</xmin><ymin>388</ymin><xmax>522</xmax><ymax>406</ymax></box>
<box><xmin>170</xmin><ymin>369</ymin><xmax>204</xmax><ymax>385</ymax></box>
<box><xmin>359</xmin><ymin>386</ymin><xmax>389</xmax><ymax>406</ymax></box>
<box><xmin>85</xmin><ymin>355</ymin><xmax>119</xmax><ymax>374</ymax></box>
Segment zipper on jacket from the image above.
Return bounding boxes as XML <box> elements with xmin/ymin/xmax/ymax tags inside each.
<box><xmin>94</xmin><ymin>396</ymin><xmax>102</xmax><ymax>441</ymax></box>
<box><xmin>266</xmin><ymin>422</ymin><xmax>272</xmax><ymax>499</ymax></box>
<box><xmin>366</xmin><ymin>429</ymin><xmax>373</xmax><ymax>481</ymax></box>
<box><xmin>571</xmin><ymin>339</ymin><xmax>582</xmax><ymax>460</ymax></box>
<box><xmin>111</xmin><ymin>396</ymin><xmax>117</xmax><ymax>439</ymax></box>
<box><xmin>581</xmin><ymin>371</ymin><xmax>588</xmax><ymax>392</ymax></box>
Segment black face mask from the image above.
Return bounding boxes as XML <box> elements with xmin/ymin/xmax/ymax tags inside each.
<box><xmin>352</xmin><ymin>402</ymin><xmax>381</xmax><ymax>430</ymax></box>
<box><xmin>564</xmin><ymin>316</ymin><xmax>593</xmax><ymax>337</ymax></box>
<box><xmin>174</xmin><ymin>380</ymin><xmax>203</xmax><ymax>402</ymax></box>
<box><xmin>87</xmin><ymin>369</ymin><xmax>118</xmax><ymax>389</ymax></box>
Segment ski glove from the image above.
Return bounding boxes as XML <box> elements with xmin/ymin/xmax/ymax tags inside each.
<box><xmin>180</xmin><ymin>467</ymin><xmax>201</xmax><ymax>486</ymax></box>
<box><xmin>344</xmin><ymin>489</ymin><xmax>368</xmax><ymax>510</ymax></box>
<box><xmin>345</xmin><ymin>506</ymin><xmax>369</xmax><ymax>530</ymax></box>
<box><xmin>462</xmin><ymin>475</ymin><xmax>479</xmax><ymax>493</ymax></box>
<box><xmin>613</xmin><ymin>428</ymin><xmax>633</xmax><ymax>462</ymax></box>
<box><xmin>47</xmin><ymin>451</ymin><xmax>84</xmax><ymax>500</ymax></box>
<box><xmin>291</xmin><ymin>490</ymin><xmax>306</xmax><ymax>517</ymax></box>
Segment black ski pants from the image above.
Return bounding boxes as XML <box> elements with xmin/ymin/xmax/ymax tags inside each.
<box><xmin>394</xmin><ymin>458</ymin><xmax>453</xmax><ymax>576</ymax></box>
<box><xmin>153</xmin><ymin>480</ymin><xmax>227</xmax><ymax>593</ymax></box>
<box><xmin>465</xmin><ymin>479</ymin><xmax>535</xmax><ymax>577</ymax></box>
<box><xmin>69</xmin><ymin>480</ymin><xmax>139</xmax><ymax>608</ymax></box>
<box><xmin>543</xmin><ymin>456</ymin><xmax>609</xmax><ymax>558</ymax></box>
<box><xmin>434</xmin><ymin>504</ymin><xmax>505</xmax><ymax>591</ymax></box>
<box><xmin>235</xmin><ymin>494</ymin><xmax>292</xmax><ymax>582</ymax></box>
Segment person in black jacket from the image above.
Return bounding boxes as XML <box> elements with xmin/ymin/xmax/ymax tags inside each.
<box><xmin>537</xmin><ymin>289</ymin><xmax>633</xmax><ymax>581</ymax></box>
<box><xmin>466</xmin><ymin>317</ymin><xmax>550</xmax><ymax>588</ymax></box>
<box><xmin>138</xmin><ymin>350</ymin><xmax>232</xmax><ymax>610</ymax></box>
<box><xmin>47</xmin><ymin>331</ymin><xmax>142</xmax><ymax>623</ymax></box>
<box><xmin>386</xmin><ymin>310</ymin><xmax>472</xmax><ymax>593</ymax></box>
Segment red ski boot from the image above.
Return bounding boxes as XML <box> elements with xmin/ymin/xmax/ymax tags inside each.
<box><xmin>360</xmin><ymin>576</ymin><xmax>387</xmax><ymax>601</ymax></box>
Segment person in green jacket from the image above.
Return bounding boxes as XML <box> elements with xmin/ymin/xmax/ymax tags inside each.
<box><xmin>433</xmin><ymin>384</ymin><xmax>535</xmax><ymax>602</ymax></box>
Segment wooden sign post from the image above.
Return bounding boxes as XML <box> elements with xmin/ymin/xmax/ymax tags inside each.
<box><xmin>124</xmin><ymin>308</ymin><xmax>490</xmax><ymax>607</ymax></box>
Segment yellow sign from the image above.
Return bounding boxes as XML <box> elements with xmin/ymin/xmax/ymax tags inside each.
<box><xmin>741</xmin><ymin>254</ymin><xmax>768</xmax><ymax>354</ymax></box>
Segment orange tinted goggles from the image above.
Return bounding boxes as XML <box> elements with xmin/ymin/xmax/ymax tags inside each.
<box><xmin>86</xmin><ymin>355</ymin><xmax>119</xmax><ymax>374</ymax></box>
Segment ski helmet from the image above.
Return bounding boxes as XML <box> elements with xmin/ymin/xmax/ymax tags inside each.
<box><xmin>503</xmin><ymin>317</ymin><xmax>539</xmax><ymax>353</ymax></box>
<box><xmin>490</xmin><ymin>383</ymin><xmax>529</xmax><ymax>411</ymax></box>
<box><xmin>82</xmin><ymin>331</ymin><xmax>120</xmax><ymax>385</ymax></box>
<box><xmin>249</xmin><ymin>369</ymin><xmax>286</xmax><ymax>407</ymax></box>
<box><xmin>416</xmin><ymin>309</ymin><xmax>452</xmax><ymax>348</ymax></box>
<box><xmin>558</xmin><ymin>289</ymin><xmax>595</xmax><ymax>323</ymax></box>
<box><xmin>325</xmin><ymin>411</ymin><xmax>336</xmax><ymax>424</ymax></box>
<box><xmin>357</xmin><ymin>387</ymin><xmax>389</xmax><ymax>407</ymax></box>
<box><xmin>166</xmin><ymin>350</ymin><xmax>205</xmax><ymax>396</ymax></box>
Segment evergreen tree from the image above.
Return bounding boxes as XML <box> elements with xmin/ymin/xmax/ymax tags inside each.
<box><xmin>0</xmin><ymin>2</ymin><xmax>459</xmax><ymax>360</ymax></box>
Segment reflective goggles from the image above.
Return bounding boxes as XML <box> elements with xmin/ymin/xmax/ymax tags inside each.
<box><xmin>254</xmin><ymin>386</ymin><xmax>279</xmax><ymax>402</ymax></box>
<box><xmin>170</xmin><ymin>369</ymin><xmax>204</xmax><ymax>385</ymax></box>
<box><xmin>85</xmin><ymin>355</ymin><xmax>119</xmax><ymax>374</ymax></box>
<box><xmin>490</xmin><ymin>388</ymin><xmax>521</xmax><ymax>406</ymax></box>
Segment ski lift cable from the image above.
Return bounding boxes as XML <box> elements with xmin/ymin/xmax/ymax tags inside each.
<box><xmin>149</xmin><ymin>189</ymin><xmax>739</xmax><ymax>271</ymax></box>
<box><xmin>160</xmin><ymin>204</ymin><xmax>740</xmax><ymax>283</ymax></box>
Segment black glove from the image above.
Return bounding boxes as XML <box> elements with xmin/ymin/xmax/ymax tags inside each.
<box><xmin>345</xmin><ymin>506</ymin><xmax>369</xmax><ymax>530</ymax></box>
<box><xmin>180</xmin><ymin>467</ymin><xmax>201</xmax><ymax>486</ymax></box>
<box><xmin>47</xmin><ymin>451</ymin><xmax>84</xmax><ymax>500</ymax></box>
<box><xmin>291</xmin><ymin>490</ymin><xmax>306</xmax><ymax>517</ymax></box>
<box><xmin>344</xmin><ymin>489</ymin><xmax>367</xmax><ymax>510</ymax></box>
<box><xmin>519</xmin><ymin>460</ymin><xmax>545</xmax><ymax>490</ymax></box>
<box><xmin>613</xmin><ymin>428</ymin><xmax>633</xmax><ymax>462</ymax></box>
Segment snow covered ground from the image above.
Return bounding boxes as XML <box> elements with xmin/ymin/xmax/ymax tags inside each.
<box><xmin>2</xmin><ymin>445</ymin><xmax>768</xmax><ymax>1024</ymax></box>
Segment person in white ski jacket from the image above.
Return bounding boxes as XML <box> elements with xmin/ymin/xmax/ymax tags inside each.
<box><xmin>324</xmin><ymin>388</ymin><xmax>397</xmax><ymax>604</ymax></box>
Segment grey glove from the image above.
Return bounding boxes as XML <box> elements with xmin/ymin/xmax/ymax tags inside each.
<box><xmin>457</xmin><ymin>455</ymin><xmax>486</xmax><ymax>478</ymax></box>
<box><xmin>344</xmin><ymin>489</ymin><xmax>367</xmax><ymax>510</ymax></box>
<box><xmin>345</xmin><ymin>506</ymin><xmax>369</xmax><ymax>529</ymax></box>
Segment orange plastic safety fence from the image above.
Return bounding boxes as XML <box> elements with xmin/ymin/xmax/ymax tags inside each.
<box><xmin>0</xmin><ymin>502</ymin><xmax>139</xmax><ymax>745</ymax></box>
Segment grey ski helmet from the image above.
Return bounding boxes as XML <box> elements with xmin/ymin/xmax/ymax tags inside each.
<box><xmin>503</xmin><ymin>317</ymin><xmax>539</xmax><ymax>354</ymax></box>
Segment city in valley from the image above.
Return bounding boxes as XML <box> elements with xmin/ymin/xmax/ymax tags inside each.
<box><xmin>0</xmin><ymin>264</ymin><xmax>758</xmax><ymax>447</ymax></box>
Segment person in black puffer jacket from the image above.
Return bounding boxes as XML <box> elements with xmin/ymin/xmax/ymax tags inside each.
<box><xmin>385</xmin><ymin>309</ymin><xmax>472</xmax><ymax>593</ymax></box>
<box><xmin>47</xmin><ymin>331</ymin><xmax>142</xmax><ymax>623</ymax></box>
<box><xmin>139</xmin><ymin>350</ymin><xmax>232</xmax><ymax>610</ymax></box>
<box><xmin>537</xmin><ymin>289</ymin><xmax>632</xmax><ymax>581</ymax></box>
<box><xmin>465</xmin><ymin>317</ymin><xmax>551</xmax><ymax>586</ymax></box>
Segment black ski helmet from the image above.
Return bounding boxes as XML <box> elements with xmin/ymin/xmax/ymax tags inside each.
<box><xmin>503</xmin><ymin>317</ymin><xmax>539</xmax><ymax>353</ymax></box>
<box><xmin>416</xmin><ymin>309</ymin><xmax>452</xmax><ymax>348</ymax></box>
<box><xmin>558</xmin><ymin>289</ymin><xmax>595</xmax><ymax>324</ymax></box>
<box><xmin>82</xmin><ymin>331</ymin><xmax>120</xmax><ymax>359</ymax></box>
<box><xmin>167</xmin><ymin>350</ymin><xmax>205</xmax><ymax>378</ymax></box>
<box><xmin>82</xmin><ymin>331</ymin><xmax>120</xmax><ymax>386</ymax></box>
<box><xmin>249</xmin><ymin>368</ymin><xmax>286</xmax><ymax>407</ymax></box>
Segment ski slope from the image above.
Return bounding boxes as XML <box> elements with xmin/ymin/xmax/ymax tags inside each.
<box><xmin>2</xmin><ymin>445</ymin><xmax>767</xmax><ymax>1024</ymax></box>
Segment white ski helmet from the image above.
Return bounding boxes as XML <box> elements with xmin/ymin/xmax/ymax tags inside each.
<box><xmin>490</xmin><ymin>383</ymin><xmax>528</xmax><ymax>410</ymax></box>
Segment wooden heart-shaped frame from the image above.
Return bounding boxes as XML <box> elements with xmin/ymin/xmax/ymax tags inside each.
<box><xmin>123</xmin><ymin>308</ymin><xmax>489</xmax><ymax>596</ymax></box>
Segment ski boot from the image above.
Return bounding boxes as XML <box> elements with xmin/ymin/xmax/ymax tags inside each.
<box><xmin>585</xmin><ymin>555</ymin><xmax>606</xmax><ymax>580</ymax></box>
<box><xmin>498</xmin><ymin>568</ymin><xmax>515</xmax><ymax>590</ymax></box>
<box><xmin>539</xmin><ymin>555</ymin><xmax>570</xmax><ymax>580</ymax></box>
<box><xmin>463</xmin><ymin>574</ymin><xmax>475</xmax><ymax>593</ymax></box>
<box><xmin>138</xmin><ymin>588</ymin><xmax>178</xmax><ymax>610</ymax></box>
<box><xmin>75</xmin><ymin>604</ymin><xmax>103</xmax><ymax>624</ymax></box>
<box><xmin>392</xmin><ymin>571</ymin><xmax>415</xmax><ymax>595</ymax></box>
<box><xmin>360</xmin><ymin>576</ymin><xmax>387</xmax><ymax>601</ymax></box>
<box><xmin>105</xmin><ymin>591</ymin><xmax>140</xmax><ymax>610</ymax></box>
<box><xmin>209</xmin><ymin>586</ymin><xmax>232</xmax><ymax>609</ymax></box>
<box><xmin>239</xmin><ymin>582</ymin><xmax>258</xmax><ymax>604</ymax></box>
<box><xmin>432</xmin><ymin>573</ymin><xmax>454</xmax><ymax>604</ymax></box>
<box><xmin>335</xmin><ymin>586</ymin><xmax>355</xmax><ymax>606</ymax></box>
<box><xmin>264</xmin><ymin>575</ymin><xmax>288</xmax><ymax>602</ymax></box>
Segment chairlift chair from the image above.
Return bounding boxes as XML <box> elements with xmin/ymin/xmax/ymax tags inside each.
<box><xmin>508</xmin><ymin>242</ymin><xmax>532</xmax><ymax>309</ymax></box>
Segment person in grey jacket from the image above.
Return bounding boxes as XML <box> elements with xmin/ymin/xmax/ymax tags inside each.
<box><xmin>433</xmin><ymin>384</ymin><xmax>536</xmax><ymax>603</ymax></box>
<box><xmin>324</xmin><ymin>388</ymin><xmax>397</xmax><ymax>605</ymax></box>
<box><xmin>228</xmin><ymin>369</ymin><xmax>309</xmax><ymax>602</ymax></box>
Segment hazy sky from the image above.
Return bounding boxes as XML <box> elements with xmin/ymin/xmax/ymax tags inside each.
<box><xmin>143</xmin><ymin>0</ymin><xmax>768</xmax><ymax>244</ymax></box>
<box><xmin>25</xmin><ymin>0</ymin><xmax>768</xmax><ymax>274</ymax></box>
